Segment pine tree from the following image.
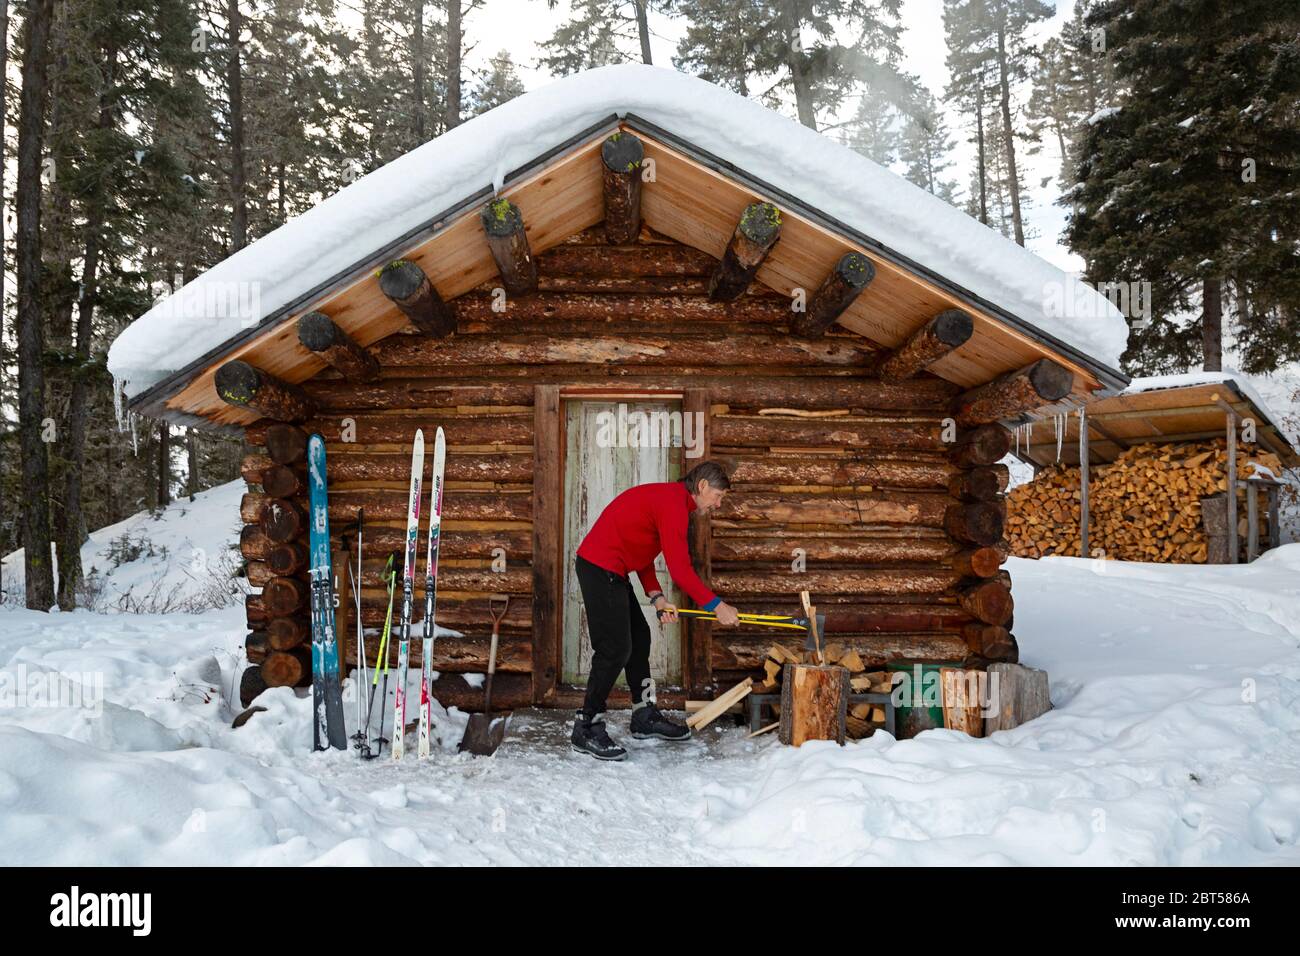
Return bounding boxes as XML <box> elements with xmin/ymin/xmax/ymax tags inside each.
<box><xmin>676</xmin><ymin>0</ymin><xmax>908</xmax><ymax>132</ymax></box>
<box><xmin>900</xmin><ymin>89</ymin><xmax>959</xmax><ymax>202</ymax></box>
<box><xmin>469</xmin><ymin>49</ymin><xmax>526</xmax><ymax>115</ymax></box>
<box><xmin>538</xmin><ymin>0</ymin><xmax>663</xmax><ymax>74</ymax></box>
<box><xmin>1067</xmin><ymin>0</ymin><xmax>1300</xmax><ymax>375</ymax></box>
<box><xmin>944</xmin><ymin>0</ymin><xmax>1050</xmax><ymax>244</ymax></box>
<box><xmin>844</xmin><ymin>87</ymin><xmax>902</xmax><ymax>167</ymax></box>
<box><xmin>944</xmin><ymin>0</ymin><xmax>995</xmax><ymax>225</ymax></box>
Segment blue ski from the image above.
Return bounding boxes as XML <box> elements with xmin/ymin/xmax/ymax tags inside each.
<box><xmin>308</xmin><ymin>434</ymin><xmax>348</xmax><ymax>751</ymax></box>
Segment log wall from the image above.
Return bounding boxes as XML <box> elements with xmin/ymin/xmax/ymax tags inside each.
<box><xmin>238</xmin><ymin>226</ymin><xmax>1019</xmax><ymax>704</ymax></box>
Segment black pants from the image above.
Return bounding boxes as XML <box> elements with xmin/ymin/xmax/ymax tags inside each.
<box><xmin>576</xmin><ymin>555</ymin><xmax>653</xmax><ymax>716</ymax></box>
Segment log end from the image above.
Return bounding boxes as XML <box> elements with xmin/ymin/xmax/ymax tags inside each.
<box><xmin>934</xmin><ymin>309</ymin><xmax>975</xmax><ymax>347</ymax></box>
<box><xmin>214</xmin><ymin>360</ymin><xmax>260</xmax><ymax>407</ymax></box>
<box><xmin>601</xmin><ymin>131</ymin><xmax>644</xmax><ymax>173</ymax></box>
<box><xmin>481</xmin><ymin>197</ymin><xmax>525</xmax><ymax>238</ymax></box>
<box><xmin>377</xmin><ymin>259</ymin><xmax>426</xmax><ymax>301</ymax></box>
<box><xmin>836</xmin><ymin>251</ymin><xmax>876</xmax><ymax>290</ymax></box>
<box><xmin>1027</xmin><ymin>358</ymin><xmax>1075</xmax><ymax>402</ymax></box>
<box><xmin>738</xmin><ymin>202</ymin><xmax>782</xmax><ymax>246</ymax></box>
<box><xmin>297</xmin><ymin>311</ymin><xmax>340</xmax><ymax>352</ymax></box>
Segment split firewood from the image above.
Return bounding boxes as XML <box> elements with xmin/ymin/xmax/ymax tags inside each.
<box><xmin>686</xmin><ymin>678</ymin><xmax>754</xmax><ymax>730</ymax></box>
<box><xmin>838</xmin><ymin>649</ymin><xmax>865</xmax><ymax>673</ymax></box>
<box><xmin>846</xmin><ymin>714</ymin><xmax>873</xmax><ymax>739</ymax></box>
<box><xmin>1006</xmin><ymin>437</ymin><xmax>1282</xmax><ymax>562</ymax></box>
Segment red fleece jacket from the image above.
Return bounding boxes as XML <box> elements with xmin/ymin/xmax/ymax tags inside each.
<box><xmin>576</xmin><ymin>481</ymin><xmax>720</xmax><ymax>610</ymax></box>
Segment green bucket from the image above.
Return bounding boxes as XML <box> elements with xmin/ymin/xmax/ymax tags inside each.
<box><xmin>886</xmin><ymin>660</ymin><xmax>962</xmax><ymax>739</ymax></box>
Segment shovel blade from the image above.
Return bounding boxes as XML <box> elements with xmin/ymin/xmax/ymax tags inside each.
<box><xmin>459</xmin><ymin>712</ymin><xmax>509</xmax><ymax>756</ymax></box>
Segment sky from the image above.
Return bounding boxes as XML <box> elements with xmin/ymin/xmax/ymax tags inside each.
<box><xmin>457</xmin><ymin>0</ymin><xmax>1088</xmax><ymax>273</ymax></box>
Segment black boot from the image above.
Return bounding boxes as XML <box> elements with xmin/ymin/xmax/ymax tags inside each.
<box><xmin>629</xmin><ymin>701</ymin><xmax>692</xmax><ymax>741</ymax></box>
<box><xmin>570</xmin><ymin>711</ymin><xmax>627</xmax><ymax>761</ymax></box>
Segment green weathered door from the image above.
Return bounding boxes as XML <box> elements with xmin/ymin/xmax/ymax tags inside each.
<box><xmin>562</xmin><ymin>400</ymin><xmax>683</xmax><ymax>687</ymax></box>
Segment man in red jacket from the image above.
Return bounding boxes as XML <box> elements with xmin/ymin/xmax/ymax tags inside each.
<box><xmin>571</xmin><ymin>460</ymin><xmax>740</xmax><ymax>760</ymax></box>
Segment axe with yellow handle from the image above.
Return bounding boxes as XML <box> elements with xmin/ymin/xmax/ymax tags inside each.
<box><xmin>656</xmin><ymin>606</ymin><xmax>826</xmax><ymax>636</ymax></box>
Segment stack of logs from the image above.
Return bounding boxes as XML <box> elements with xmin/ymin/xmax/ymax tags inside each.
<box><xmin>1006</xmin><ymin>439</ymin><xmax>1284</xmax><ymax>562</ymax></box>
<box><xmin>239</xmin><ymin>423</ymin><xmax>316</xmax><ymax>706</ymax></box>
<box><xmin>760</xmin><ymin>642</ymin><xmax>893</xmax><ymax>739</ymax></box>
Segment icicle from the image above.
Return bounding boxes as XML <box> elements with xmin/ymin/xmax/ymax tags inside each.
<box><xmin>112</xmin><ymin>375</ymin><xmax>126</xmax><ymax>430</ymax></box>
<box><xmin>1077</xmin><ymin>407</ymin><xmax>1087</xmax><ymax>461</ymax></box>
<box><xmin>1055</xmin><ymin>412</ymin><xmax>1065</xmax><ymax>462</ymax></box>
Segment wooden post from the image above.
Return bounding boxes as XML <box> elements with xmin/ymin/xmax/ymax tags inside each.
<box><xmin>531</xmin><ymin>385</ymin><xmax>562</xmax><ymax>703</ymax></box>
<box><xmin>876</xmin><ymin>309</ymin><xmax>973</xmax><ymax>382</ymax></box>
<box><xmin>481</xmin><ymin>198</ymin><xmax>538</xmax><ymax>295</ymax></box>
<box><xmin>708</xmin><ymin>202</ymin><xmax>781</xmax><ymax>302</ymax></box>
<box><xmin>1226</xmin><ymin>411</ymin><xmax>1237</xmax><ymax>564</ymax></box>
<box><xmin>1268</xmin><ymin>485</ymin><xmax>1281</xmax><ymax>552</ymax></box>
<box><xmin>297</xmin><ymin>311</ymin><xmax>381</xmax><ymax>381</ymax></box>
<box><xmin>1079</xmin><ymin>409</ymin><xmax>1090</xmax><ymax>558</ymax></box>
<box><xmin>601</xmin><ymin>131</ymin><xmax>643</xmax><ymax>245</ymax></box>
<box><xmin>683</xmin><ymin>387</ymin><xmax>713</xmax><ymax>698</ymax></box>
<box><xmin>377</xmin><ymin>260</ymin><xmax>457</xmax><ymax>337</ymax></box>
<box><xmin>789</xmin><ymin>252</ymin><xmax>875</xmax><ymax>337</ymax></box>
<box><xmin>1246</xmin><ymin>480</ymin><xmax>1259</xmax><ymax>562</ymax></box>
<box><xmin>214</xmin><ymin>360</ymin><xmax>315</xmax><ymax>422</ymax></box>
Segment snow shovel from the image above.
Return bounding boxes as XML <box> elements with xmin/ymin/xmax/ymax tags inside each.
<box><xmin>459</xmin><ymin>595</ymin><xmax>511</xmax><ymax>756</ymax></box>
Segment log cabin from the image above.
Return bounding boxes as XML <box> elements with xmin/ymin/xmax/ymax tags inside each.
<box><xmin>107</xmin><ymin>65</ymin><xmax>1132</xmax><ymax>712</ymax></box>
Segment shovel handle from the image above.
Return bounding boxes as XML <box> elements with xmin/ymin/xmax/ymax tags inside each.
<box><xmin>483</xmin><ymin>595</ymin><xmax>509</xmax><ymax>715</ymax></box>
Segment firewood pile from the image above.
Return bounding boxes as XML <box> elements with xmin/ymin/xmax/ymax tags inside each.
<box><xmin>759</xmin><ymin>642</ymin><xmax>893</xmax><ymax>739</ymax></box>
<box><xmin>1006</xmin><ymin>439</ymin><xmax>1283</xmax><ymax>562</ymax></box>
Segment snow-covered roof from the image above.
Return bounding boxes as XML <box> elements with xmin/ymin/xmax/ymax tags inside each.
<box><xmin>107</xmin><ymin>64</ymin><xmax>1129</xmax><ymax>400</ymax></box>
<box><xmin>1123</xmin><ymin>371</ymin><xmax>1296</xmax><ymax>450</ymax></box>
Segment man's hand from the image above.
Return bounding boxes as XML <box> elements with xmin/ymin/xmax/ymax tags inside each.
<box><xmin>653</xmin><ymin>594</ymin><xmax>679</xmax><ymax>623</ymax></box>
<box><xmin>713</xmin><ymin>602</ymin><xmax>740</xmax><ymax>627</ymax></box>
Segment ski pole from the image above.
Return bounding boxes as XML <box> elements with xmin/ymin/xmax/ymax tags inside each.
<box><xmin>346</xmin><ymin>512</ymin><xmax>371</xmax><ymax>757</ymax></box>
<box><xmin>369</xmin><ymin>552</ymin><xmax>398</xmax><ymax>755</ymax></box>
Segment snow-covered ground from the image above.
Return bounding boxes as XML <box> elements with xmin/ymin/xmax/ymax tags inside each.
<box><xmin>3</xmin><ymin>487</ymin><xmax>1299</xmax><ymax>864</ymax></box>
<box><xmin>1</xmin><ymin>481</ymin><xmax>248</xmax><ymax>612</ymax></box>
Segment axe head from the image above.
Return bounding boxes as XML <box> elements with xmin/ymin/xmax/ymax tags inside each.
<box><xmin>800</xmin><ymin>614</ymin><xmax>827</xmax><ymax>650</ymax></box>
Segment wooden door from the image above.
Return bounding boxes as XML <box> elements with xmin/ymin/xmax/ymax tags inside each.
<box><xmin>562</xmin><ymin>399</ymin><xmax>683</xmax><ymax>687</ymax></box>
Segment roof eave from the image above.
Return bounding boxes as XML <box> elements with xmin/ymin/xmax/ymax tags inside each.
<box><xmin>126</xmin><ymin>114</ymin><xmax>1129</xmax><ymax>428</ymax></box>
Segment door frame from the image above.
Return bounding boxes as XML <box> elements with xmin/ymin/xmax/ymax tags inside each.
<box><xmin>532</xmin><ymin>384</ymin><xmax>710</xmax><ymax>704</ymax></box>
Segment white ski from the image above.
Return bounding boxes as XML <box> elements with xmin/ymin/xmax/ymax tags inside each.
<box><xmin>418</xmin><ymin>428</ymin><xmax>447</xmax><ymax>758</ymax></box>
<box><xmin>392</xmin><ymin>430</ymin><xmax>424</xmax><ymax>761</ymax></box>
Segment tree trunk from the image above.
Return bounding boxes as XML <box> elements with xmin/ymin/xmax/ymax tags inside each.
<box><xmin>633</xmin><ymin>0</ymin><xmax>652</xmax><ymax>64</ymax></box>
<box><xmin>1202</xmin><ymin>276</ymin><xmax>1222</xmax><ymax>372</ymax></box>
<box><xmin>0</xmin><ymin>0</ymin><xmax>7</xmax><ymax>593</ymax></box>
<box><xmin>444</xmin><ymin>0</ymin><xmax>460</xmax><ymax>130</ymax></box>
<box><xmin>157</xmin><ymin>422</ymin><xmax>172</xmax><ymax>507</ymax></box>
<box><xmin>782</xmin><ymin>0</ymin><xmax>816</xmax><ymax>130</ymax></box>
<box><xmin>226</xmin><ymin>0</ymin><xmax>247</xmax><ymax>250</ymax></box>
<box><xmin>15</xmin><ymin>0</ymin><xmax>56</xmax><ymax>610</ymax></box>
<box><xmin>58</xmin><ymin>40</ymin><xmax>119</xmax><ymax>611</ymax></box>
<box><xmin>412</xmin><ymin>0</ymin><xmax>425</xmax><ymax>139</ymax></box>
<box><xmin>186</xmin><ymin>428</ymin><xmax>200</xmax><ymax>497</ymax></box>
<box><xmin>996</xmin><ymin>26</ymin><xmax>1024</xmax><ymax>246</ymax></box>
<box><xmin>975</xmin><ymin>82</ymin><xmax>988</xmax><ymax>225</ymax></box>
